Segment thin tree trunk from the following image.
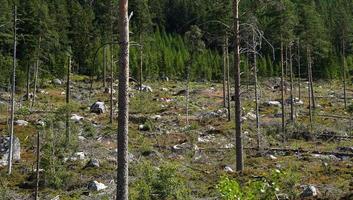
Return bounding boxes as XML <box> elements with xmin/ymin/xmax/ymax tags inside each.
<box><xmin>226</xmin><ymin>37</ymin><xmax>231</xmax><ymax>122</ymax></box>
<box><xmin>8</xmin><ymin>5</ymin><xmax>17</xmax><ymax>175</ymax></box>
<box><xmin>233</xmin><ymin>0</ymin><xmax>243</xmax><ymax>172</ymax></box>
<box><xmin>26</xmin><ymin>63</ymin><xmax>30</xmax><ymax>101</ymax></box>
<box><xmin>103</xmin><ymin>46</ymin><xmax>107</xmax><ymax>88</ymax></box>
<box><xmin>222</xmin><ymin>37</ymin><xmax>227</xmax><ymax>108</ymax></box>
<box><xmin>307</xmin><ymin>47</ymin><xmax>313</xmax><ymax>133</ymax></box>
<box><xmin>66</xmin><ymin>56</ymin><xmax>71</xmax><ymax>144</ymax></box>
<box><xmin>253</xmin><ymin>28</ymin><xmax>260</xmax><ymax>150</ymax></box>
<box><xmin>297</xmin><ymin>39</ymin><xmax>301</xmax><ymax>100</ymax></box>
<box><xmin>117</xmin><ymin>0</ymin><xmax>129</xmax><ymax>199</ymax></box>
<box><xmin>342</xmin><ymin>39</ymin><xmax>347</xmax><ymax>109</ymax></box>
<box><xmin>110</xmin><ymin>44</ymin><xmax>114</xmax><ymax>124</ymax></box>
<box><xmin>186</xmin><ymin>58</ymin><xmax>190</xmax><ymax>126</ymax></box>
<box><xmin>32</xmin><ymin>37</ymin><xmax>41</xmax><ymax>109</ymax></box>
<box><xmin>280</xmin><ymin>40</ymin><xmax>286</xmax><ymax>137</ymax></box>
<box><xmin>139</xmin><ymin>34</ymin><xmax>143</xmax><ymax>89</ymax></box>
<box><xmin>289</xmin><ymin>45</ymin><xmax>294</xmax><ymax>122</ymax></box>
<box><xmin>34</xmin><ymin>130</ymin><xmax>40</xmax><ymax>200</ymax></box>
<box><xmin>309</xmin><ymin>52</ymin><xmax>315</xmax><ymax>109</ymax></box>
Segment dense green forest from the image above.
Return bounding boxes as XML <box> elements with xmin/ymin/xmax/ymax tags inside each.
<box><xmin>0</xmin><ymin>0</ymin><xmax>352</xmax><ymax>88</ymax></box>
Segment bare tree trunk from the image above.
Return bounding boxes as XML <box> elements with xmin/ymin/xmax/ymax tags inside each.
<box><xmin>222</xmin><ymin>37</ymin><xmax>227</xmax><ymax>108</ymax></box>
<box><xmin>297</xmin><ymin>39</ymin><xmax>301</xmax><ymax>100</ymax></box>
<box><xmin>253</xmin><ymin>28</ymin><xmax>260</xmax><ymax>150</ymax></box>
<box><xmin>280</xmin><ymin>40</ymin><xmax>286</xmax><ymax>137</ymax></box>
<box><xmin>117</xmin><ymin>0</ymin><xmax>129</xmax><ymax>199</ymax></box>
<box><xmin>26</xmin><ymin>63</ymin><xmax>30</xmax><ymax>101</ymax></box>
<box><xmin>186</xmin><ymin>59</ymin><xmax>190</xmax><ymax>126</ymax></box>
<box><xmin>309</xmin><ymin>52</ymin><xmax>316</xmax><ymax>109</ymax></box>
<box><xmin>34</xmin><ymin>130</ymin><xmax>40</xmax><ymax>200</ymax></box>
<box><xmin>307</xmin><ymin>47</ymin><xmax>313</xmax><ymax>133</ymax></box>
<box><xmin>233</xmin><ymin>0</ymin><xmax>243</xmax><ymax>172</ymax></box>
<box><xmin>8</xmin><ymin>5</ymin><xmax>17</xmax><ymax>175</ymax></box>
<box><xmin>289</xmin><ymin>45</ymin><xmax>294</xmax><ymax>122</ymax></box>
<box><xmin>342</xmin><ymin>39</ymin><xmax>347</xmax><ymax>109</ymax></box>
<box><xmin>32</xmin><ymin>37</ymin><xmax>41</xmax><ymax>109</ymax></box>
<box><xmin>103</xmin><ymin>46</ymin><xmax>107</xmax><ymax>88</ymax></box>
<box><xmin>246</xmin><ymin>53</ymin><xmax>250</xmax><ymax>91</ymax></box>
<box><xmin>226</xmin><ymin>37</ymin><xmax>231</xmax><ymax>122</ymax></box>
<box><xmin>66</xmin><ymin>56</ymin><xmax>71</xmax><ymax>144</ymax></box>
<box><xmin>139</xmin><ymin>34</ymin><xmax>143</xmax><ymax>89</ymax></box>
<box><xmin>110</xmin><ymin>44</ymin><xmax>114</xmax><ymax>124</ymax></box>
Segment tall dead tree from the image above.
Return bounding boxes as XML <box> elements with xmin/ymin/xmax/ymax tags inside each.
<box><xmin>34</xmin><ymin>130</ymin><xmax>40</xmax><ymax>200</ymax></box>
<box><xmin>110</xmin><ymin>45</ymin><xmax>114</xmax><ymax>124</ymax></box>
<box><xmin>308</xmin><ymin>51</ymin><xmax>316</xmax><ymax>109</ymax></box>
<box><xmin>222</xmin><ymin>37</ymin><xmax>227</xmax><ymax>108</ymax></box>
<box><xmin>117</xmin><ymin>0</ymin><xmax>129</xmax><ymax>199</ymax></box>
<box><xmin>26</xmin><ymin>63</ymin><xmax>30</xmax><ymax>101</ymax></box>
<box><xmin>103</xmin><ymin>46</ymin><xmax>107</xmax><ymax>88</ymax></box>
<box><xmin>233</xmin><ymin>0</ymin><xmax>243</xmax><ymax>172</ymax></box>
<box><xmin>280</xmin><ymin>40</ymin><xmax>286</xmax><ymax>137</ymax></box>
<box><xmin>139</xmin><ymin>37</ymin><xmax>143</xmax><ymax>89</ymax></box>
<box><xmin>66</xmin><ymin>56</ymin><xmax>71</xmax><ymax>143</ymax></box>
<box><xmin>342</xmin><ymin>39</ymin><xmax>347</xmax><ymax>109</ymax></box>
<box><xmin>8</xmin><ymin>5</ymin><xmax>17</xmax><ymax>175</ymax></box>
<box><xmin>31</xmin><ymin>37</ymin><xmax>41</xmax><ymax>109</ymax></box>
<box><xmin>307</xmin><ymin>47</ymin><xmax>313</xmax><ymax>132</ymax></box>
<box><xmin>297</xmin><ymin>39</ymin><xmax>301</xmax><ymax>100</ymax></box>
<box><xmin>289</xmin><ymin>45</ymin><xmax>294</xmax><ymax>122</ymax></box>
<box><xmin>226</xmin><ymin>37</ymin><xmax>231</xmax><ymax>122</ymax></box>
<box><xmin>251</xmin><ymin>27</ymin><xmax>260</xmax><ymax>150</ymax></box>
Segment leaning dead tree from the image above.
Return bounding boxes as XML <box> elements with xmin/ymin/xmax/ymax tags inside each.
<box><xmin>8</xmin><ymin>5</ymin><xmax>17</xmax><ymax>175</ymax></box>
<box><xmin>117</xmin><ymin>0</ymin><xmax>129</xmax><ymax>199</ymax></box>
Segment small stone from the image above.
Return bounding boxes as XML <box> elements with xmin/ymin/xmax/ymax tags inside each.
<box><xmin>269</xmin><ymin>154</ymin><xmax>277</xmax><ymax>160</ymax></box>
<box><xmin>53</xmin><ymin>79</ymin><xmax>62</xmax><ymax>85</ymax></box>
<box><xmin>86</xmin><ymin>159</ymin><xmax>100</xmax><ymax>168</ymax></box>
<box><xmin>300</xmin><ymin>185</ymin><xmax>319</xmax><ymax>198</ymax></box>
<box><xmin>224</xmin><ymin>166</ymin><xmax>234</xmax><ymax>173</ymax></box>
<box><xmin>71</xmin><ymin>114</ymin><xmax>84</xmax><ymax>122</ymax></box>
<box><xmin>90</xmin><ymin>101</ymin><xmax>105</xmax><ymax>114</ymax></box>
<box><xmin>87</xmin><ymin>180</ymin><xmax>107</xmax><ymax>191</ymax></box>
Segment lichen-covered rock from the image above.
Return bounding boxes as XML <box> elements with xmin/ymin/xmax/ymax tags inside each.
<box><xmin>0</xmin><ymin>136</ymin><xmax>21</xmax><ymax>167</ymax></box>
<box><xmin>90</xmin><ymin>101</ymin><xmax>105</xmax><ymax>114</ymax></box>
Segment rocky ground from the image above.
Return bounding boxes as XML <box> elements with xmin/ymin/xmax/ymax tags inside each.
<box><xmin>0</xmin><ymin>76</ymin><xmax>352</xmax><ymax>200</ymax></box>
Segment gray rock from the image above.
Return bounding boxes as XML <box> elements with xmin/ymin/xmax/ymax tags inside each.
<box><xmin>300</xmin><ymin>185</ymin><xmax>319</xmax><ymax>198</ymax></box>
<box><xmin>90</xmin><ymin>101</ymin><xmax>105</xmax><ymax>114</ymax></box>
<box><xmin>71</xmin><ymin>114</ymin><xmax>84</xmax><ymax>122</ymax></box>
<box><xmin>136</xmin><ymin>85</ymin><xmax>153</xmax><ymax>92</ymax></box>
<box><xmin>86</xmin><ymin>159</ymin><xmax>100</xmax><ymax>168</ymax></box>
<box><xmin>0</xmin><ymin>136</ymin><xmax>21</xmax><ymax>167</ymax></box>
<box><xmin>265</xmin><ymin>101</ymin><xmax>281</xmax><ymax>107</ymax></box>
<box><xmin>87</xmin><ymin>180</ymin><xmax>107</xmax><ymax>191</ymax></box>
<box><xmin>14</xmin><ymin>120</ymin><xmax>29</xmax><ymax>126</ymax></box>
<box><xmin>53</xmin><ymin>79</ymin><xmax>62</xmax><ymax>85</ymax></box>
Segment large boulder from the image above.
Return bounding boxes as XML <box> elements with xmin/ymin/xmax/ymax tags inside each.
<box><xmin>90</xmin><ymin>101</ymin><xmax>105</xmax><ymax>114</ymax></box>
<box><xmin>0</xmin><ymin>136</ymin><xmax>21</xmax><ymax>167</ymax></box>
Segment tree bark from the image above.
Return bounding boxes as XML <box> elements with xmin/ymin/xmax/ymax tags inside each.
<box><xmin>309</xmin><ymin>52</ymin><xmax>316</xmax><ymax>109</ymax></box>
<box><xmin>139</xmin><ymin>34</ymin><xmax>143</xmax><ymax>89</ymax></box>
<box><xmin>233</xmin><ymin>0</ymin><xmax>243</xmax><ymax>172</ymax></box>
<box><xmin>8</xmin><ymin>5</ymin><xmax>17</xmax><ymax>175</ymax></box>
<box><xmin>117</xmin><ymin>0</ymin><xmax>129</xmax><ymax>199</ymax></box>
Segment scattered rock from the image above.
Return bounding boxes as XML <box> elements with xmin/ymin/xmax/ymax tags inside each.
<box><xmin>224</xmin><ymin>166</ymin><xmax>234</xmax><ymax>173</ymax></box>
<box><xmin>245</xmin><ymin>112</ymin><xmax>256</xmax><ymax>121</ymax></box>
<box><xmin>265</xmin><ymin>101</ymin><xmax>281</xmax><ymax>107</ymax></box>
<box><xmin>104</xmin><ymin>87</ymin><xmax>116</xmax><ymax>94</ymax></box>
<box><xmin>300</xmin><ymin>185</ymin><xmax>319</xmax><ymax>198</ymax></box>
<box><xmin>71</xmin><ymin>114</ymin><xmax>84</xmax><ymax>122</ymax></box>
<box><xmin>66</xmin><ymin>152</ymin><xmax>85</xmax><ymax>162</ymax></box>
<box><xmin>53</xmin><ymin>79</ymin><xmax>62</xmax><ymax>85</ymax></box>
<box><xmin>90</xmin><ymin>101</ymin><xmax>105</xmax><ymax>114</ymax></box>
<box><xmin>14</xmin><ymin>120</ymin><xmax>29</xmax><ymax>126</ymax></box>
<box><xmin>312</xmin><ymin>154</ymin><xmax>340</xmax><ymax>161</ymax></box>
<box><xmin>136</xmin><ymin>84</ymin><xmax>153</xmax><ymax>92</ymax></box>
<box><xmin>150</xmin><ymin>115</ymin><xmax>162</xmax><ymax>121</ymax></box>
<box><xmin>0</xmin><ymin>136</ymin><xmax>21</xmax><ymax>167</ymax></box>
<box><xmin>138</xmin><ymin>124</ymin><xmax>150</xmax><ymax>131</ymax></box>
<box><xmin>268</xmin><ymin>154</ymin><xmax>277</xmax><ymax>160</ymax></box>
<box><xmin>198</xmin><ymin>108</ymin><xmax>228</xmax><ymax>121</ymax></box>
<box><xmin>87</xmin><ymin>180</ymin><xmax>107</xmax><ymax>191</ymax></box>
<box><xmin>85</xmin><ymin>159</ymin><xmax>100</xmax><ymax>168</ymax></box>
